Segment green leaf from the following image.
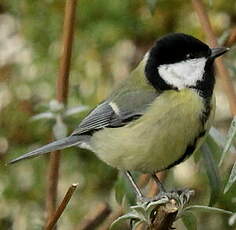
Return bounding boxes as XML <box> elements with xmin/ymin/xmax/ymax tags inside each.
<box><xmin>182</xmin><ymin>211</ymin><xmax>197</xmax><ymax>230</ymax></box>
<box><xmin>31</xmin><ymin>112</ymin><xmax>54</xmax><ymax>121</ymax></box>
<box><xmin>201</xmin><ymin>143</ymin><xmax>221</xmax><ymax>206</ymax></box>
<box><xmin>110</xmin><ymin>213</ymin><xmax>140</xmax><ymax>230</ymax></box>
<box><xmin>208</xmin><ymin>127</ymin><xmax>236</xmax><ymax>163</ymax></box>
<box><xmin>229</xmin><ymin>213</ymin><xmax>236</xmax><ymax>226</ymax></box>
<box><xmin>132</xmin><ymin>220</ymin><xmax>144</xmax><ymax>230</ymax></box>
<box><xmin>224</xmin><ymin>161</ymin><xmax>236</xmax><ymax>193</ymax></box>
<box><xmin>114</xmin><ymin>173</ymin><xmax>136</xmax><ymax>205</ymax></box>
<box><xmin>146</xmin><ymin>0</ymin><xmax>158</xmax><ymax>13</ymax></box>
<box><xmin>145</xmin><ymin>197</ymin><xmax>169</xmax><ymax>216</ymax></box>
<box><xmin>52</xmin><ymin>115</ymin><xmax>68</xmax><ymax>140</ymax></box>
<box><xmin>64</xmin><ymin>105</ymin><xmax>89</xmax><ymax>117</ymax></box>
<box><xmin>206</xmin><ymin>135</ymin><xmax>222</xmax><ymax>162</ymax></box>
<box><xmin>219</xmin><ymin>116</ymin><xmax>236</xmax><ymax>167</ymax></box>
<box><xmin>185</xmin><ymin>205</ymin><xmax>233</xmax><ymax>215</ymax></box>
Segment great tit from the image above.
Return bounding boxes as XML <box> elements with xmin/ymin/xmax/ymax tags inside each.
<box><xmin>9</xmin><ymin>33</ymin><xmax>228</xmax><ymax>198</ymax></box>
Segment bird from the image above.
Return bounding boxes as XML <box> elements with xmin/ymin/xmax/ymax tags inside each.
<box><xmin>9</xmin><ymin>33</ymin><xmax>229</xmax><ymax>199</ymax></box>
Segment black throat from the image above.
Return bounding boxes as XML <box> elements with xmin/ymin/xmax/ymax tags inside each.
<box><xmin>145</xmin><ymin>53</ymin><xmax>215</xmax><ymax>125</ymax></box>
<box><xmin>190</xmin><ymin>60</ymin><xmax>215</xmax><ymax>125</ymax></box>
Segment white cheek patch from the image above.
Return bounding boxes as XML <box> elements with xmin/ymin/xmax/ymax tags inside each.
<box><xmin>158</xmin><ymin>57</ymin><xmax>207</xmax><ymax>89</ymax></box>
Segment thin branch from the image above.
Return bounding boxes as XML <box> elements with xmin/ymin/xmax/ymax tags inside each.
<box><xmin>46</xmin><ymin>183</ymin><xmax>79</xmax><ymax>230</ymax></box>
<box><xmin>46</xmin><ymin>149</ymin><xmax>61</xmax><ymax>223</ymax></box>
<box><xmin>45</xmin><ymin>0</ymin><xmax>77</xmax><ymax>228</ymax></box>
<box><xmin>57</xmin><ymin>0</ymin><xmax>77</xmax><ymax>103</ymax></box>
<box><xmin>76</xmin><ymin>202</ymin><xmax>111</xmax><ymax>230</ymax></box>
<box><xmin>150</xmin><ymin>199</ymin><xmax>178</xmax><ymax>230</ymax></box>
<box><xmin>224</xmin><ymin>27</ymin><xmax>236</xmax><ymax>47</ymax></box>
<box><xmin>192</xmin><ymin>0</ymin><xmax>236</xmax><ymax>116</ymax></box>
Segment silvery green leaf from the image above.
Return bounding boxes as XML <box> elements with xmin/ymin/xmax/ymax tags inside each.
<box><xmin>207</xmin><ymin>0</ymin><xmax>212</xmax><ymax>6</ymax></box>
<box><xmin>114</xmin><ymin>173</ymin><xmax>136</xmax><ymax>205</ymax></box>
<box><xmin>218</xmin><ymin>31</ymin><xmax>230</xmax><ymax>46</ymax></box>
<box><xmin>181</xmin><ymin>211</ymin><xmax>197</xmax><ymax>230</ymax></box>
<box><xmin>184</xmin><ymin>205</ymin><xmax>232</xmax><ymax>215</ymax></box>
<box><xmin>132</xmin><ymin>220</ymin><xmax>144</xmax><ymax>230</ymax></box>
<box><xmin>229</xmin><ymin>213</ymin><xmax>236</xmax><ymax>226</ymax></box>
<box><xmin>146</xmin><ymin>198</ymin><xmax>170</xmax><ymax>224</ymax></box>
<box><xmin>219</xmin><ymin>116</ymin><xmax>236</xmax><ymax>167</ymax></box>
<box><xmin>110</xmin><ymin>213</ymin><xmax>140</xmax><ymax>230</ymax></box>
<box><xmin>146</xmin><ymin>197</ymin><xmax>169</xmax><ymax>215</ymax></box>
<box><xmin>146</xmin><ymin>0</ymin><xmax>158</xmax><ymax>13</ymax></box>
<box><xmin>209</xmin><ymin>127</ymin><xmax>236</xmax><ymax>152</ymax></box>
<box><xmin>224</xmin><ymin>161</ymin><xmax>236</xmax><ymax>194</ymax></box>
<box><xmin>131</xmin><ymin>204</ymin><xmax>147</xmax><ymax>219</ymax></box>
<box><xmin>53</xmin><ymin>116</ymin><xmax>68</xmax><ymax>140</ymax></box>
<box><xmin>64</xmin><ymin>105</ymin><xmax>89</xmax><ymax>117</ymax></box>
<box><xmin>31</xmin><ymin>112</ymin><xmax>55</xmax><ymax>121</ymax></box>
<box><xmin>201</xmin><ymin>143</ymin><xmax>221</xmax><ymax>206</ymax></box>
<box><xmin>49</xmin><ymin>99</ymin><xmax>64</xmax><ymax>113</ymax></box>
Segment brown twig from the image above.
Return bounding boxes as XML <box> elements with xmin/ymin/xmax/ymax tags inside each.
<box><xmin>192</xmin><ymin>0</ymin><xmax>236</xmax><ymax>116</ymax></box>
<box><xmin>45</xmin><ymin>0</ymin><xmax>77</xmax><ymax>228</ymax></box>
<box><xmin>46</xmin><ymin>183</ymin><xmax>79</xmax><ymax>230</ymax></box>
<box><xmin>76</xmin><ymin>202</ymin><xmax>111</xmax><ymax>230</ymax></box>
<box><xmin>224</xmin><ymin>27</ymin><xmax>236</xmax><ymax>47</ymax></box>
<box><xmin>149</xmin><ymin>199</ymin><xmax>178</xmax><ymax>230</ymax></box>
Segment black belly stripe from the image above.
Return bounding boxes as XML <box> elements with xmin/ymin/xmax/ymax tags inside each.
<box><xmin>163</xmin><ymin>87</ymin><xmax>213</xmax><ymax>171</ymax></box>
<box><xmin>164</xmin><ymin>130</ymin><xmax>206</xmax><ymax>170</ymax></box>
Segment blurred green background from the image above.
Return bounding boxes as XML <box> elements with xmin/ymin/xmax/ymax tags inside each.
<box><xmin>0</xmin><ymin>0</ymin><xmax>236</xmax><ymax>229</ymax></box>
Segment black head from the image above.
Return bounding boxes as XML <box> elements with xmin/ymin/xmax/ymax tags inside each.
<box><xmin>145</xmin><ymin>33</ymin><xmax>228</xmax><ymax>93</ymax></box>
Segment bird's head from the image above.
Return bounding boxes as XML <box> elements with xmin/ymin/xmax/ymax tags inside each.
<box><xmin>145</xmin><ymin>33</ymin><xmax>229</xmax><ymax>93</ymax></box>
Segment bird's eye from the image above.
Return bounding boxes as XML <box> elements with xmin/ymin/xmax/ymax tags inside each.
<box><xmin>186</xmin><ymin>53</ymin><xmax>193</xmax><ymax>59</ymax></box>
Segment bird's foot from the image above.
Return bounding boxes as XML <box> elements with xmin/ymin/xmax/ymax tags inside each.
<box><xmin>137</xmin><ymin>188</ymin><xmax>194</xmax><ymax>206</ymax></box>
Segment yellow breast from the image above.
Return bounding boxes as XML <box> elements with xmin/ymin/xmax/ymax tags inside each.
<box><xmin>91</xmin><ymin>89</ymin><xmax>213</xmax><ymax>173</ymax></box>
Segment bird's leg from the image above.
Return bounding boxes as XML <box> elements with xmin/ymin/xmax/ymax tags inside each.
<box><xmin>124</xmin><ymin>171</ymin><xmax>143</xmax><ymax>199</ymax></box>
<box><xmin>152</xmin><ymin>173</ymin><xmax>166</xmax><ymax>193</ymax></box>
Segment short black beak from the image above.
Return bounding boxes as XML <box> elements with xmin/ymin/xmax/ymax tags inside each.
<box><xmin>210</xmin><ymin>47</ymin><xmax>229</xmax><ymax>59</ymax></box>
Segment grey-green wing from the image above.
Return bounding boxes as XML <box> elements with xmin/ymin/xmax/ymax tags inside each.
<box><xmin>71</xmin><ymin>89</ymin><xmax>159</xmax><ymax>135</ymax></box>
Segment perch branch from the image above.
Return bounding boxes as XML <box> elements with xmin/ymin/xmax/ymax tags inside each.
<box><xmin>149</xmin><ymin>199</ymin><xmax>178</xmax><ymax>230</ymax></box>
<box><xmin>45</xmin><ymin>0</ymin><xmax>77</xmax><ymax>228</ymax></box>
<box><xmin>46</xmin><ymin>183</ymin><xmax>78</xmax><ymax>230</ymax></box>
<box><xmin>192</xmin><ymin>0</ymin><xmax>236</xmax><ymax>116</ymax></box>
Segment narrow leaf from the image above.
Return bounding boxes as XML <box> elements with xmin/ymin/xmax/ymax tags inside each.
<box><xmin>31</xmin><ymin>112</ymin><xmax>54</xmax><ymax>121</ymax></box>
<box><xmin>110</xmin><ymin>213</ymin><xmax>140</xmax><ymax>230</ymax></box>
<box><xmin>132</xmin><ymin>220</ymin><xmax>144</xmax><ymax>230</ymax></box>
<box><xmin>64</xmin><ymin>105</ymin><xmax>89</xmax><ymax>116</ymax></box>
<box><xmin>114</xmin><ymin>173</ymin><xmax>136</xmax><ymax>205</ymax></box>
<box><xmin>146</xmin><ymin>0</ymin><xmax>158</xmax><ymax>13</ymax></box>
<box><xmin>182</xmin><ymin>211</ymin><xmax>197</xmax><ymax>230</ymax></box>
<box><xmin>219</xmin><ymin>116</ymin><xmax>236</xmax><ymax>167</ymax></box>
<box><xmin>185</xmin><ymin>205</ymin><xmax>232</xmax><ymax>215</ymax></box>
<box><xmin>53</xmin><ymin>116</ymin><xmax>68</xmax><ymax>140</ymax></box>
<box><xmin>224</xmin><ymin>161</ymin><xmax>236</xmax><ymax>193</ymax></box>
<box><xmin>229</xmin><ymin>213</ymin><xmax>236</xmax><ymax>226</ymax></box>
<box><xmin>201</xmin><ymin>143</ymin><xmax>221</xmax><ymax>206</ymax></box>
<box><xmin>206</xmin><ymin>134</ymin><xmax>222</xmax><ymax>163</ymax></box>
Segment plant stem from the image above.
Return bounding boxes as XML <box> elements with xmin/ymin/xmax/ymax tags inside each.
<box><xmin>224</xmin><ymin>27</ymin><xmax>236</xmax><ymax>47</ymax></box>
<box><xmin>192</xmin><ymin>0</ymin><xmax>236</xmax><ymax>116</ymax></box>
<box><xmin>46</xmin><ymin>183</ymin><xmax>78</xmax><ymax>230</ymax></box>
<box><xmin>45</xmin><ymin>0</ymin><xmax>77</xmax><ymax>228</ymax></box>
